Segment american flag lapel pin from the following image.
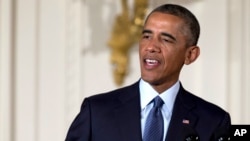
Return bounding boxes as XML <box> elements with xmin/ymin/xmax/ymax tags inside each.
<box><xmin>182</xmin><ymin>119</ymin><xmax>190</xmax><ymax>124</ymax></box>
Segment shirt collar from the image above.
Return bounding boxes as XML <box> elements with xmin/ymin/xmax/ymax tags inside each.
<box><xmin>139</xmin><ymin>79</ymin><xmax>180</xmax><ymax>113</ymax></box>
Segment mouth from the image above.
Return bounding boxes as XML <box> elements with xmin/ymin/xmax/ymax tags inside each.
<box><xmin>145</xmin><ymin>59</ymin><xmax>159</xmax><ymax>65</ymax></box>
<box><xmin>143</xmin><ymin>58</ymin><xmax>161</xmax><ymax>69</ymax></box>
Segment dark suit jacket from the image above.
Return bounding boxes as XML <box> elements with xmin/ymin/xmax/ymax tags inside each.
<box><xmin>65</xmin><ymin>81</ymin><xmax>231</xmax><ymax>141</ymax></box>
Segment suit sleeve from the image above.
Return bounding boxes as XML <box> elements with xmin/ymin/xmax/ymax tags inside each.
<box><xmin>212</xmin><ymin>112</ymin><xmax>231</xmax><ymax>140</ymax></box>
<box><xmin>65</xmin><ymin>98</ymin><xmax>92</xmax><ymax>141</ymax></box>
<box><xmin>221</xmin><ymin>112</ymin><xmax>231</xmax><ymax>130</ymax></box>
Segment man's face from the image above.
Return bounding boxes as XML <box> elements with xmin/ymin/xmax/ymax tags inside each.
<box><xmin>139</xmin><ymin>12</ymin><xmax>189</xmax><ymax>92</ymax></box>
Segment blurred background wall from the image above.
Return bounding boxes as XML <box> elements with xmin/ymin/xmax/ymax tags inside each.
<box><xmin>0</xmin><ymin>0</ymin><xmax>249</xmax><ymax>141</ymax></box>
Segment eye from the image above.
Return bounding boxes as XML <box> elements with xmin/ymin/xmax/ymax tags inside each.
<box><xmin>163</xmin><ymin>39</ymin><xmax>170</xmax><ymax>42</ymax></box>
<box><xmin>142</xmin><ymin>34</ymin><xmax>151</xmax><ymax>40</ymax></box>
<box><xmin>162</xmin><ymin>37</ymin><xmax>174</xmax><ymax>43</ymax></box>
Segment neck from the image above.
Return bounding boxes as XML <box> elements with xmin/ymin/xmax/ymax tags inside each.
<box><xmin>150</xmin><ymin>80</ymin><xmax>179</xmax><ymax>94</ymax></box>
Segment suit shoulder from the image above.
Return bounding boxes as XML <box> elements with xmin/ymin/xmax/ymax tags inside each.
<box><xmin>182</xmin><ymin>89</ymin><xmax>229</xmax><ymax>117</ymax></box>
<box><xmin>182</xmin><ymin>89</ymin><xmax>227</xmax><ymax>116</ymax></box>
<box><xmin>85</xmin><ymin>81</ymin><xmax>139</xmax><ymax>103</ymax></box>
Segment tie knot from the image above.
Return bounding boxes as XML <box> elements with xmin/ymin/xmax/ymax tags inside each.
<box><xmin>153</xmin><ymin>96</ymin><xmax>164</xmax><ymax>108</ymax></box>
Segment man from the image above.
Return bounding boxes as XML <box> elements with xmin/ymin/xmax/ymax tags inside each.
<box><xmin>65</xmin><ymin>4</ymin><xmax>231</xmax><ymax>141</ymax></box>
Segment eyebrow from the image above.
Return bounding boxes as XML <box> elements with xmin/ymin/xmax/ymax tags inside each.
<box><xmin>161</xmin><ymin>32</ymin><xmax>176</xmax><ymax>41</ymax></box>
<box><xmin>142</xmin><ymin>29</ymin><xmax>177</xmax><ymax>41</ymax></box>
<box><xmin>142</xmin><ymin>29</ymin><xmax>152</xmax><ymax>34</ymax></box>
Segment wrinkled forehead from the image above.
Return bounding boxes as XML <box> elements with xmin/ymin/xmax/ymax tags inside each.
<box><xmin>145</xmin><ymin>12</ymin><xmax>189</xmax><ymax>35</ymax></box>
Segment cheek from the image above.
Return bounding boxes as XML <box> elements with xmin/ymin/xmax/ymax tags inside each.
<box><xmin>139</xmin><ymin>38</ymin><xmax>151</xmax><ymax>48</ymax></box>
<box><xmin>139</xmin><ymin>42</ymin><xmax>146</xmax><ymax>54</ymax></box>
<box><xmin>162</xmin><ymin>49</ymin><xmax>185</xmax><ymax>65</ymax></box>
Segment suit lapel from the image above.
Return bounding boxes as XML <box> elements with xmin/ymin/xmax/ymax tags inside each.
<box><xmin>114</xmin><ymin>82</ymin><xmax>142</xmax><ymax>141</ymax></box>
<box><xmin>165</xmin><ymin>84</ymin><xmax>198</xmax><ymax>141</ymax></box>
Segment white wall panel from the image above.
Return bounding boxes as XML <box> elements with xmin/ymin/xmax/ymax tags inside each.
<box><xmin>37</xmin><ymin>0</ymin><xmax>66</xmax><ymax>140</ymax></box>
<box><xmin>15</xmin><ymin>0</ymin><xmax>38</xmax><ymax>140</ymax></box>
<box><xmin>65</xmin><ymin>0</ymin><xmax>86</xmax><ymax>130</ymax></box>
<box><xmin>0</xmin><ymin>0</ymin><xmax>14</xmax><ymax>140</ymax></box>
<box><xmin>227</xmin><ymin>0</ymin><xmax>250</xmax><ymax>124</ymax></box>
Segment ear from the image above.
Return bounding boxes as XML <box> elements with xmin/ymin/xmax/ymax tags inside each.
<box><xmin>184</xmin><ymin>46</ymin><xmax>200</xmax><ymax>65</ymax></box>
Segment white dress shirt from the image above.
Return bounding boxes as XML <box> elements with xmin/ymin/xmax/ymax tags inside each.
<box><xmin>139</xmin><ymin>79</ymin><xmax>180</xmax><ymax>141</ymax></box>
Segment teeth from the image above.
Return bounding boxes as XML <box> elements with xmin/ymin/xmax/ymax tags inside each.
<box><xmin>146</xmin><ymin>59</ymin><xmax>158</xmax><ymax>64</ymax></box>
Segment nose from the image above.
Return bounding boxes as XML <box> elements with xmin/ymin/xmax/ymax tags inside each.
<box><xmin>146</xmin><ymin>38</ymin><xmax>161</xmax><ymax>53</ymax></box>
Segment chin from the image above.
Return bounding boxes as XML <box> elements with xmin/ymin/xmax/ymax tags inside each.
<box><xmin>141</xmin><ymin>75</ymin><xmax>159</xmax><ymax>85</ymax></box>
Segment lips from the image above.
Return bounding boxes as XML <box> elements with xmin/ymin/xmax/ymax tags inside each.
<box><xmin>143</xmin><ymin>58</ymin><xmax>161</xmax><ymax>69</ymax></box>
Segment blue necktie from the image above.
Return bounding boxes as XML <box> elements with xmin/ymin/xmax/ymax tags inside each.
<box><xmin>143</xmin><ymin>96</ymin><xmax>164</xmax><ymax>141</ymax></box>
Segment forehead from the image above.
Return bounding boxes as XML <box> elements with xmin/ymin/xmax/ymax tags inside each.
<box><xmin>144</xmin><ymin>12</ymin><xmax>184</xmax><ymax>29</ymax></box>
<box><xmin>144</xmin><ymin>12</ymin><xmax>189</xmax><ymax>39</ymax></box>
